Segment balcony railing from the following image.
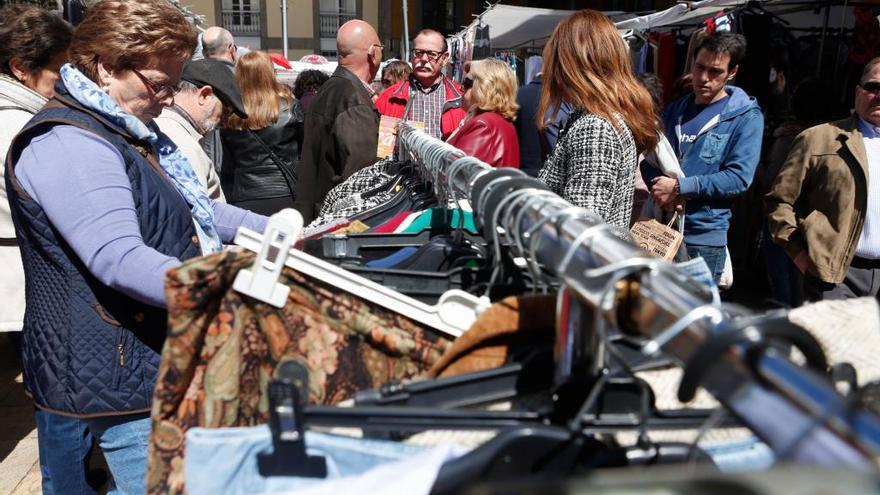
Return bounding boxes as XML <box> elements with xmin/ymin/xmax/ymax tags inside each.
<box><xmin>318</xmin><ymin>11</ymin><xmax>356</xmax><ymax>38</ymax></box>
<box><xmin>221</xmin><ymin>9</ymin><xmax>261</xmax><ymax>35</ymax></box>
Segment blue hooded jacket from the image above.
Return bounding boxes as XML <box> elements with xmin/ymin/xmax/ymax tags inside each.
<box><xmin>660</xmin><ymin>85</ymin><xmax>764</xmax><ymax>246</ymax></box>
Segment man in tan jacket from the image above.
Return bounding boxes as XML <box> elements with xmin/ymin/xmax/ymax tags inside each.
<box><xmin>766</xmin><ymin>57</ymin><xmax>880</xmax><ymax>301</ymax></box>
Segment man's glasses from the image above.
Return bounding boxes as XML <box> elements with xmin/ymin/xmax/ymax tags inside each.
<box><xmin>131</xmin><ymin>68</ymin><xmax>180</xmax><ymax>99</ymax></box>
<box><xmin>411</xmin><ymin>48</ymin><xmax>444</xmax><ymax>61</ymax></box>
<box><xmin>462</xmin><ymin>77</ymin><xmax>474</xmax><ymax>90</ymax></box>
<box><xmin>861</xmin><ymin>81</ymin><xmax>880</xmax><ymax>95</ymax></box>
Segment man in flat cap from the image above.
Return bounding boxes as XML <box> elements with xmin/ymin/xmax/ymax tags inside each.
<box><xmin>155</xmin><ymin>58</ymin><xmax>248</xmax><ymax>200</ymax></box>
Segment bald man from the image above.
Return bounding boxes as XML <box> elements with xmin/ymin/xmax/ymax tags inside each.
<box><xmin>198</xmin><ymin>27</ymin><xmax>238</xmax><ymax>195</ymax></box>
<box><xmin>295</xmin><ymin>19</ymin><xmax>383</xmax><ymax>223</ymax></box>
<box><xmin>202</xmin><ymin>26</ymin><xmax>237</xmax><ymax>65</ymax></box>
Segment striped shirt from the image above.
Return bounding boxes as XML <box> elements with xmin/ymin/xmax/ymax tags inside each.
<box><xmin>406</xmin><ymin>79</ymin><xmax>446</xmax><ymax>139</ymax></box>
<box><xmin>856</xmin><ymin>117</ymin><xmax>880</xmax><ymax>258</ymax></box>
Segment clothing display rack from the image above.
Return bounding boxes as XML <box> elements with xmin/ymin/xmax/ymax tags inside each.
<box><xmin>392</xmin><ymin>122</ymin><xmax>880</xmax><ymax>465</ymax></box>
<box><xmin>213</xmin><ymin>124</ymin><xmax>880</xmax><ymax>493</ymax></box>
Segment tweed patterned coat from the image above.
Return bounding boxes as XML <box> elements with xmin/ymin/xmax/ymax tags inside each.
<box><xmin>538</xmin><ymin>111</ymin><xmax>638</xmax><ymax>229</ymax></box>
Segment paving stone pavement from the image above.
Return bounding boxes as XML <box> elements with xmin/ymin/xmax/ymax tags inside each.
<box><xmin>0</xmin><ymin>334</ymin><xmax>41</xmax><ymax>495</ymax></box>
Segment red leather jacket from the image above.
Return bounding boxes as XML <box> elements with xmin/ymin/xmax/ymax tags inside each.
<box><xmin>446</xmin><ymin>111</ymin><xmax>520</xmax><ymax>168</ymax></box>
<box><xmin>374</xmin><ymin>78</ymin><xmax>467</xmax><ymax>140</ymax></box>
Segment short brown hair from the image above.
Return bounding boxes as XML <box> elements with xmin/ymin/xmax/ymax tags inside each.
<box><xmin>412</xmin><ymin>29</ymin><xmax>447</xmax><ymax>53</ymax></box>
<box><xmin>465</xmin><ymin>59</ymin><xmax>518</xmax><ymax>121</ymax></box>
<box><xmin>381</xmin><ymin>60</ymin><xmax>411</xmax><ymax>87</ymax></box>
<box><xmin>0</xmin><ymin>5</ymin><xmax>72</xmax><ymax>77</ymax></box>
<box><xmin>70</xmin><ymin>0</ymin><xmax>197</xmax><ymax>81</ymax></box>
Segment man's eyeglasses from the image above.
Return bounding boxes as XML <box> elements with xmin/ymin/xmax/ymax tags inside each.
<box><xmin>131</xmin><ymin>68</ymin><xmax>180</xmax><ymax>99</ymax></box>
<box><xmin>861</xmin><ymin>81</ymin><xmax>880</xmax><ymax>95</ymax></box>
<box><xmin>411</xmin><ymin>48</ymin><xmax>445</xmax><ymax>61</ymax></box>
<box><xmin>462</xmin><ymin>77</ymin><xmax>474</xmax><ymax>90</ymax></box>
<box><xmin>371</xmin><ymin>43</ymin><xmax>385</xmax><ymax>51</ymax></box>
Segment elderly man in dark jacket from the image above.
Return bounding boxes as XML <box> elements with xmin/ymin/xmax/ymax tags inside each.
<box><xmin>295</xmin><ymin>20</ymin><xmax>382</xmax><ymax>223</ymax></box>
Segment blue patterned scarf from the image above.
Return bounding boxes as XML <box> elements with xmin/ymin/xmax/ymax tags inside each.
<box><xmin>59</xmin><ymin>64</ymin><xmax>222</xmax><ymax>254</ymax></box>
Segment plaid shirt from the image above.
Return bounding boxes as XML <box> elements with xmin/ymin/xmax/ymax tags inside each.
<box><xmin>406</xmin><ymin>79</ymin><xmax>446</xmax><ymax>139</ymax></box>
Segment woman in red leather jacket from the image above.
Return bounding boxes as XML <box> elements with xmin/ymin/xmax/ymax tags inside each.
<box><xmin>446</xmin><ymin>59</ymin><xmax>520</xmax><ymax>168</ymax></box>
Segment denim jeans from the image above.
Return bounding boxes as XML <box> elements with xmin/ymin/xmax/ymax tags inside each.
<box><xmin>676</xmin><ymin>257</ymin><xmax>721</xmax><ymax>303</ymax></box>
<box><xmin>761</xmin><ymin>223</ymin><xmax>803</xmax><ymax>307</ymax></box>
<box><xmin>686</xmin><ymin>244</ymin><xmax>727</xmax><ymax>286</ymax></box>
<box><xmin>184</xmin><ymin>426</ymin><xmax>463</xmax><ymax>495</ymax></box>
<box><xmin>35</xmin><ymin>410</ymin><xmax>95</xmax><ymax>495</ymax></box>
<box><xmin>700</xmin><ymin>437</ymin><xmax>775</xmax><ymax>472</ymax></box>
<box><xmin>83</xmin><ymin>413</ymin><xmax>151</xmax><ymax>495</ymax></box>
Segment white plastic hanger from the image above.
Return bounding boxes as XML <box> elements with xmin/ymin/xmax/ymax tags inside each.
<box><xmin>233</xmin><ymin>209</ymin><xmax>489</xmax><ymax>338</ymax></box>
<box><xmin>232</xmin><ymin>209</ymin><xmax>302</xmax><ymax>308</ymax></box>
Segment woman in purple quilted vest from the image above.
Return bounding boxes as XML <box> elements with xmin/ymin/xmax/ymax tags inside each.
<box><xmin>5</xmin><ymin>1</ymin><xmax>266</xmax><ymax>492</ymax></box>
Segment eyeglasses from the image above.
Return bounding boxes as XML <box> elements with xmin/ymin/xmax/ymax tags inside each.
<box><xmin>131</xmin><ymin>68</ymin><xmax>180</xmax><ymax>99</ymax></box>
<box><xmin>861</xmin><ymin>81</ymin><xmax>880</xmax><ymax>95</ymax></box>
<box><xmin>371</xmin><ymin>43</ymin><xmax>385</xmax><ymax>51</ymax></box>
<box><xmin>462</xmin><ymin>77</ymin><xmax>474</xmax><ymax>90</ymax></box>
<box><xmin>411</xmin><ymin>49</ymin><xmax>445</xmax><ymax>61</ymax></box>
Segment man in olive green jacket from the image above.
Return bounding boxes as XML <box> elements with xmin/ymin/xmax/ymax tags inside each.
<box><xmin>766</xmin><ymin>58</ymin><xmax>880</xmax><ymax>301</ymax></box>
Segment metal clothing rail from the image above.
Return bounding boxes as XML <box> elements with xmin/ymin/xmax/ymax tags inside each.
<box><xmin>397</xmin><ymin>122</ymin><xmax>880</xmax><ymax>467</ymax></box>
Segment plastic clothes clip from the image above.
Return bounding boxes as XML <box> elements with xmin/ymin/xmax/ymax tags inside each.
<box><xmin>232</xmin><ymin>209</ymin><xmax>303</xmax><ymax>308</ymax></box>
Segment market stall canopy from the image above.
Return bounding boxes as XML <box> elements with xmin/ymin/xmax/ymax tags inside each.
<box><xmin>467</xmin><ymin>4</ymin><xmax>575</xmax><ymax>50</ymax></box>
<box><xmin>614</xmin><ymin>0</ymin><xmax>750</xmax><ymax>30</ymax></box>
<box><xmin>456</xmin><ymin>0</ymin><xmax>755</xmax><ymax>50</ymax></box>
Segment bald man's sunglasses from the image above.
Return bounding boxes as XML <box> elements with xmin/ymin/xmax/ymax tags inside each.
<box><xmin>861</xmin><ymin>81</ymin><xmax>880</xmax><ymax>95</ymax></box>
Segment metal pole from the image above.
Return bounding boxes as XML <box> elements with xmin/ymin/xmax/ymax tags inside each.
<box><xmin>280</xmin><ymin>0</ymin><xmax>289</xmax><ymax>60</ymax></box>
<box><xmin>402</xmin><ymin>0</ymin><xmax>410</xmax><ymax>61</ymax></box>
<box><xmin>396</xmin><ymin>122</ymin><xmax>880</xmax><ymax>465</ymax></box>
<box><xmin>816</xmin><ymin>1</ymin><xmax>831</xmax><ymax>76</ymax></box>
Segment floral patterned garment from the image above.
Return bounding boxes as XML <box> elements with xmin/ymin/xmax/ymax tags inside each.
<box><xmin>147</xmin><ymin>247</ymin><xmax>452</xmax><ymax>494</ymax></box>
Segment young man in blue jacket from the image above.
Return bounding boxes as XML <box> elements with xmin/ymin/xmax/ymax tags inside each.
<box><xmin>649</xmin><ymin>32</ymin><xmax>764</xmax><ymax>284</ymax></box>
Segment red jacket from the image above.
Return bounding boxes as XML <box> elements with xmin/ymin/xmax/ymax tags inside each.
<box><xmin>374</xmin><ymin>78</ymin><xmax>467</xmax><ymax>140</ymax></box>
<box><xmin>446</xmin><ymin>111</ymin><xmax>520</xmax><ymax>168</ymax></box>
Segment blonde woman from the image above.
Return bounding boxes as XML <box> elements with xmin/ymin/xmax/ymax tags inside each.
<box><xmin>221</xmin><ymin>50</ymin><xmax>300</xmax><ymax>214</ymax></box>
<box><xmin>446</xmin><ymin>58</ymin><xmax>520</xmax><ymax>168</ymax></box>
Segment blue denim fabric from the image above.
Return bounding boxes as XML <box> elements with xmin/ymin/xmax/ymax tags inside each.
<box><xmin>184</xmin><ymin>426</ymin><xmax>458</xmax><ymax>495</ymax></box>
<box><xmin>686</xmin><ymin>244</ymin><xmax>727</xmax><ymax>286</ymax></box>
<box><xmin>35</xmin><ymin>410</ymin><xmax>95</xmax><ymax>495</ymax></box>
<box><xmin>762</xmin><ymin>223</ymin><xmax>803</xmax><ymax>307</ymax></box>
<box><xmin>84</xmin><ymin>413</ymin><xmax>151</xmax><ymax>495</ymax></box>
<box><xmin>700</xmin><ymin>437</ymin><xmax>775</xmax><ymax>472</ymax></box>
<box><xmin>676</xmin><ymin>256</ymin><xmax>721</xmax><ymax>303</ymax></box>
<box><xmin>657</xmin><ymin>86</ymin><xmax>764</xmax><ymax>247</ymax></box>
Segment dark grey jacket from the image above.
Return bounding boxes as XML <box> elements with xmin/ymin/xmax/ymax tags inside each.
<box><xmin>295</xmin><ymin>66</ymin><xmax>379</xmax><ymax>224</ymax></box>
<box><xmin>221</xmin><ymin>100</ymin><xmax>300</xmax><ymax>203</ymax></box>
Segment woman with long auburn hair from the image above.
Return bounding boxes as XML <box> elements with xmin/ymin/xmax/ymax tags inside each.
<box><xmin>537</xmin><ymin>9</ymin><xmax>660</xmax><ymax>228</ymax></box>
<box><xmin>221</xmin><ymin>50</ymin><xmax>300</xmax><ymax>215</ymax></box>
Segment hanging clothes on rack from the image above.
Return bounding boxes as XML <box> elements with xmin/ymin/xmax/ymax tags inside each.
<box><xmin>494</xmin><ymin>51</ymin><xmax>518</xmax><ymax>75</ymax></box>
<box><xmin>472</xmin><ymin>24</ymin><xmax>491</xmax><ymax>60</ymax></box>
<box><xmin>524</xmin><ymin>55</ymin><xmax>543</xmax><ymax>84</ymax></box>
<box><xmin>648</xmin><ymin>31</ymin><xmax>677</xmax><ymax>104</ymax></box>
<box><xmin>147</xmin><ymin>122</ymin><xmax>880</xmax><ymax>495</ymax></box>
<box><xmin>147</xmin><ymin>248</ymin><xmax>453</xmax><ymax>495</ymax></box>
